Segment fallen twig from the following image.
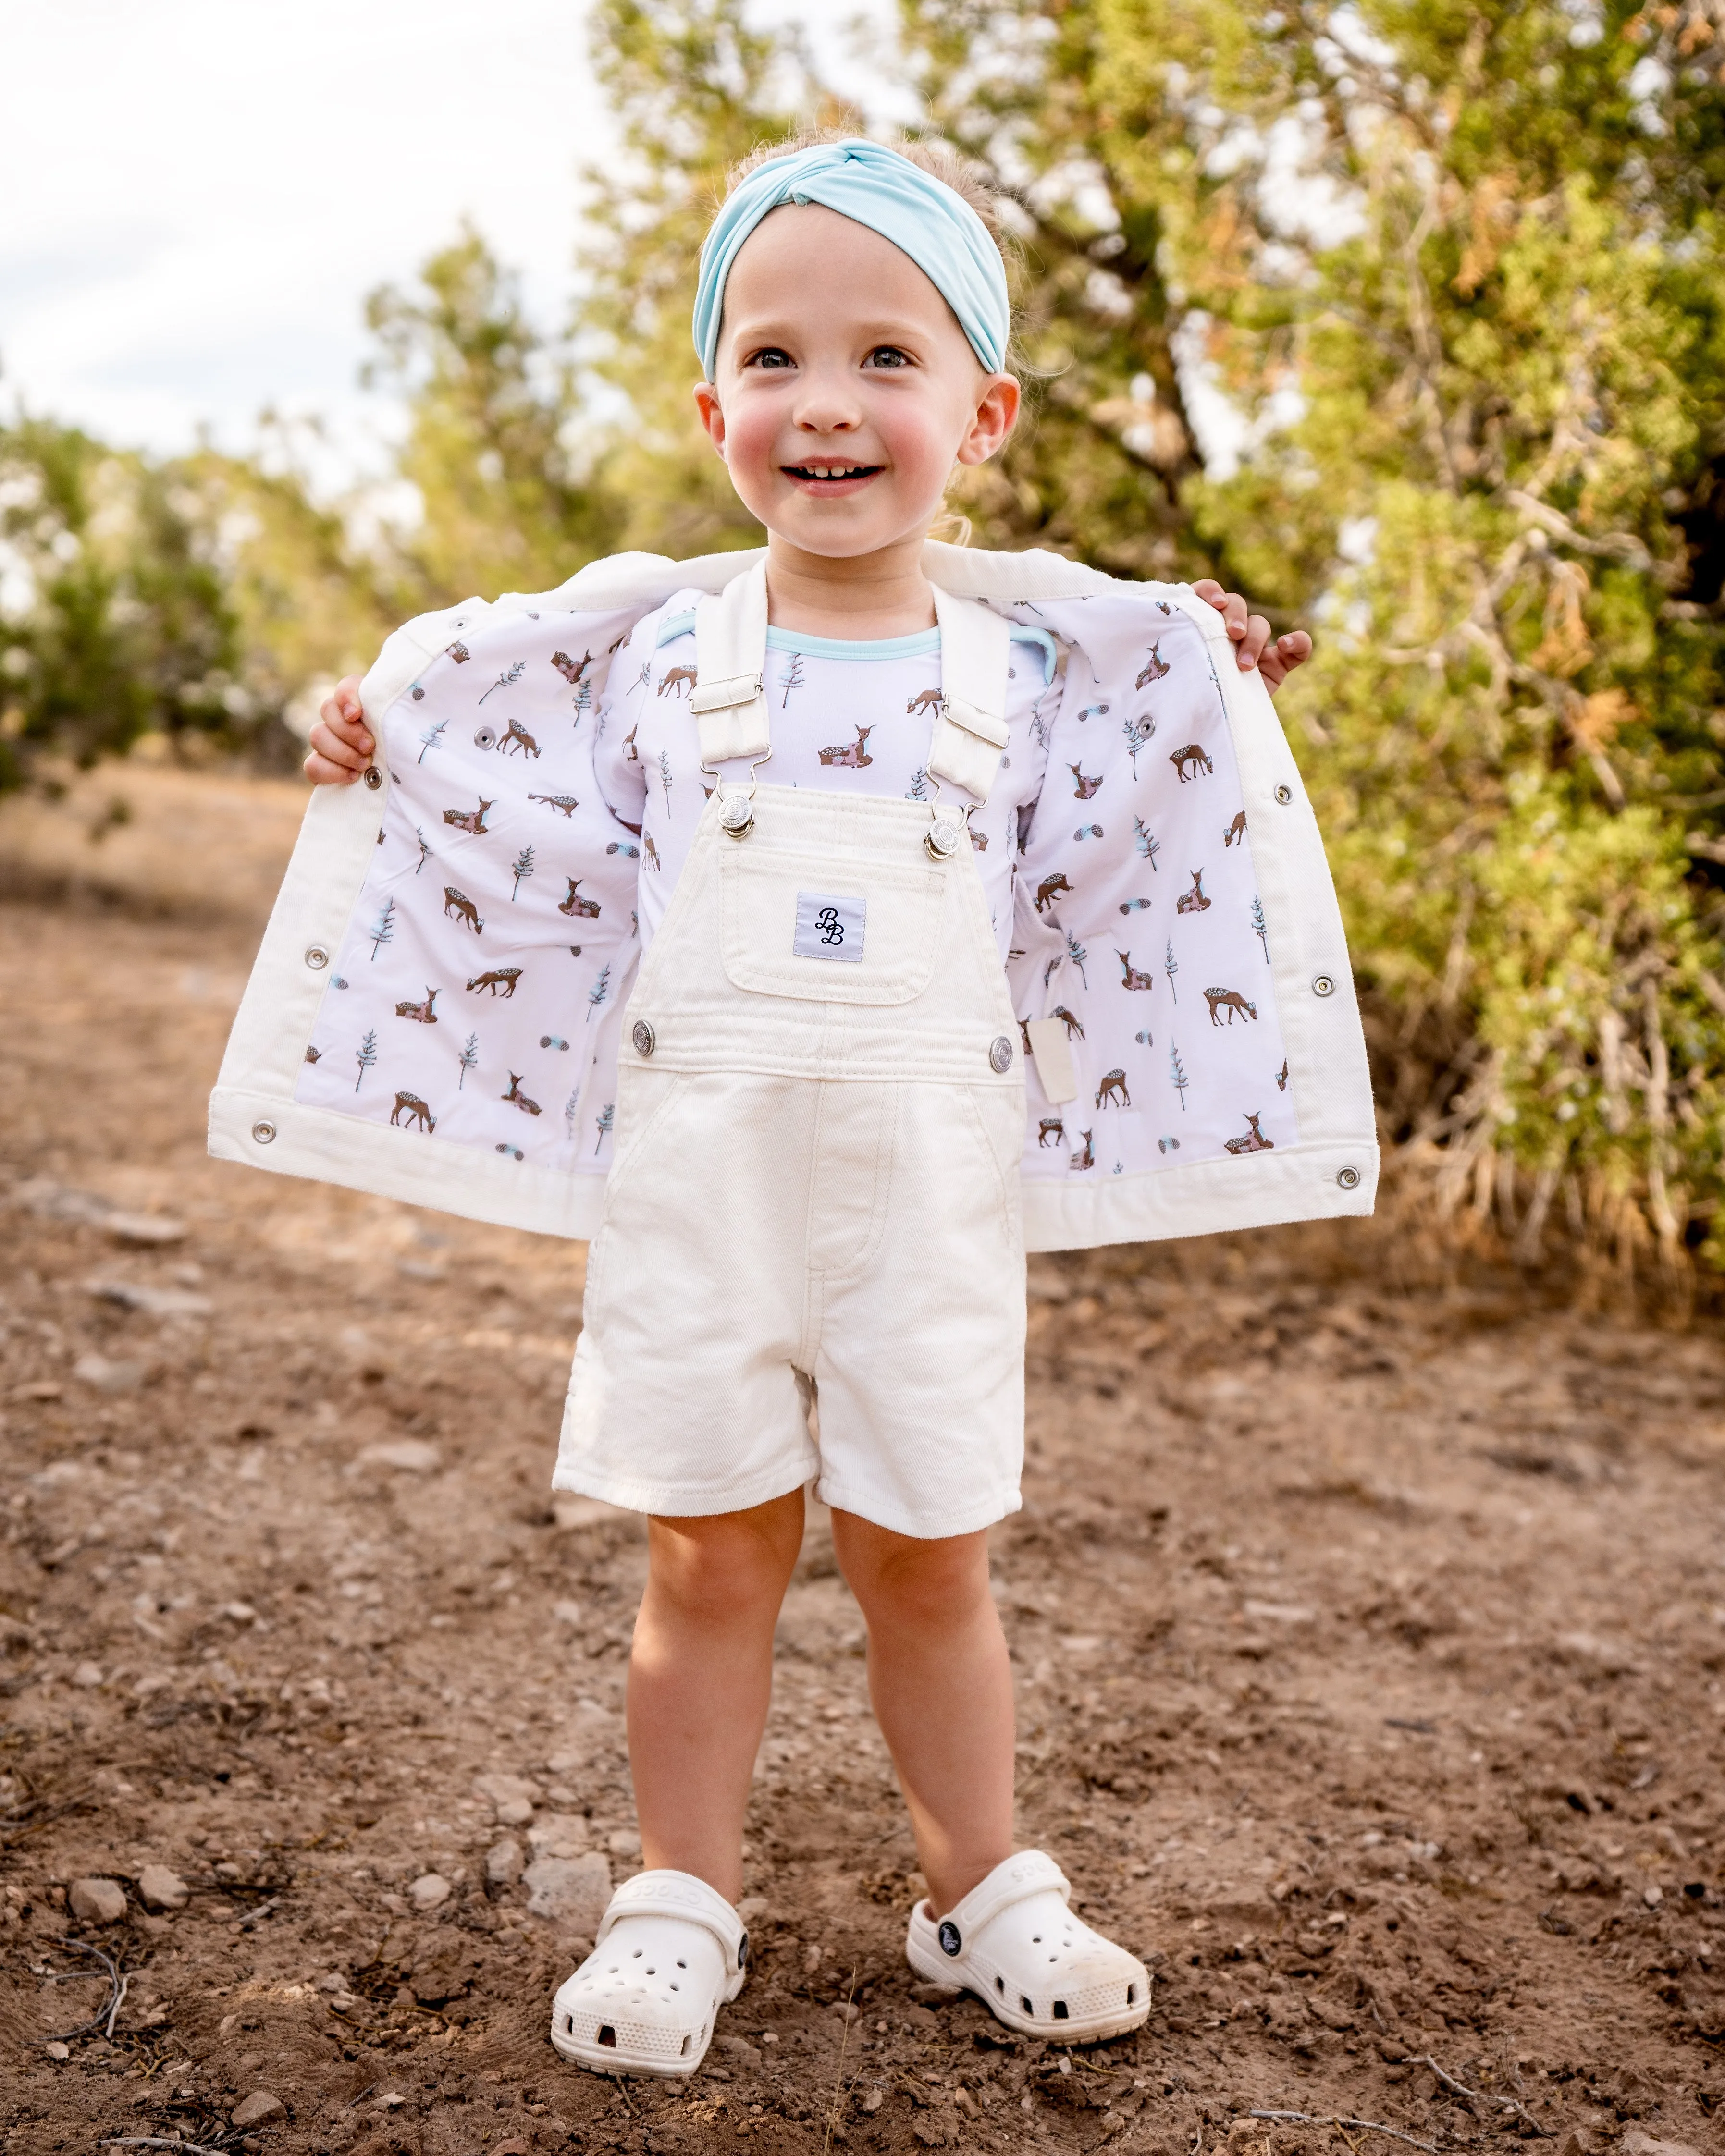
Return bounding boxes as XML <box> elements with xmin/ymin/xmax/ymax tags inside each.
<box><xmin>1413</xmin><ymin>2052</ymin><xmax>1555</xmax><ymax>2138</ymax></box>
<box><xmin>1249</xmin><ymin>2109</ymin><xmax>1437</xmax><ymax>2153</ymax></box>
<box><xmin>103</xmin><ymin>2140</ymin><xmax>229</xmax><ymax>2156</ymax></box>
<box><xmin>235</xmin><ymin>1894</ymin><xmax>282</xmax><ymax>1931</ymax></box>
<box><xmin>823</xmin><ymin>1964</ymin><xmax>860</xmax><ymax>2154</ymax></box>
<box><xmin>50</xmin><ymin>1937</ymin><xmax>128</xmax><ymax>2040</ymax></box>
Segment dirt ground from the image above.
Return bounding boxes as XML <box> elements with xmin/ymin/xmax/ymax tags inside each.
<box><xmin>1</xmin><ymin>768</ymin><xmax>1723</xmax><ymax>2156</ymax></box>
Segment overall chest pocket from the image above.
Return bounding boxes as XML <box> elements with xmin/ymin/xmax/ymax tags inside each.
<box><xmin>719</xmin><ymin>843</ymin><xmax>944</xmax><ymax>1004</ymax></box>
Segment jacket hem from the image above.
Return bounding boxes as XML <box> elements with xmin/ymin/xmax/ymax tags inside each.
<box><xmin>1022</xmin><ymin>1139</ymin><xmax>1378</xmax><ymax>1252</ymax></box>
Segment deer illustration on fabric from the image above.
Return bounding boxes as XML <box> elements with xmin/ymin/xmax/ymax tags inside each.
<box><xmin>448</xmin><ymin>641</ymin><xmax>470</xmax><ymax>663</ymax></box>
<box><xmin>1069</xmin><ymin>764</ymin><xmax>1103</xmax><ymax>800</ymax></box>
<box><xmin>658</xmin><ymin>666</ymin><xmax>697</xmax><ymax>698</ymax></box>
<box><xmin>552</xmin><ymin>649</ymin><xmax>594</xmax><ymax>686</ymax></box>
<box><xmin>559</xmin><ymin>879</ymin><xmax>601</xmax><ymax>919</ymax></box>
<box><xmin>443</xmin><ymin>887</ymin><xmax>484</xmax><ymax>935</ymax></box>
<box><xmin>1096</xmin><ymin>1068</ymin><xmax>1131</xmax><ymax>1109</ymax></box>
<box><xmin>622</xmin><ymin>724</ymin><xmax>640</xmax><ymax>761</ymax></box>
<box><xmin>1276</xmin><ymin>1057</ymin><xmax>1290</xmax><ymax>1092</ymax></box>
<box><xmin>467</xmin><ymin>968</ymin><xmax>522</xmax><ymax>998</ymax></box>
<box><xmin>818</xmin><ymin>727</ymin><xmax>875</xmax><ymax>769</ymax></box>
<box><xmin>1117</xmin><ymin>951</ymin><xmax>1156</xmax><ymax>991</ymax></box>
<box><xmin>1203</xmin><ymin>987</ymin><xmax>1258</xmax><ymax>1026</ymax></box>
<box><xmin>643</xmin><ymin>833</ymin><xmax>662</xmax><ymax>871</ymax></box>
<box><xmin>500</xmin><ymin>718</ymin><xmax>542</xmax><ymax>759</ymax></box>
<box><xmin>394</xmin><ymin>988</ymin><xmax>440</xmax><ymax>1024</ymax></box>
<box><xmin>503</xmin><ymin>1073</ymin><xmax>543</xmax><ymax>1116</ymax></box>
<box><xmin>1069</xmin><ymin>1130</ymin><xmax>1097</xmax><ymax>1171</ymax></box>
<box><xmin>1170</xmin><ymin>743</ymin><xmax>1214</xmax><ymax>782</ymax></box>
<box><xmin>1036</xmin><ymin>873</ymin><xmax>1072</xmax><ymax>914</ymax></box>
<box><xmin>1223</xmin><ymin>809</ymin><xmax>1247</xmax><ymax>847</ymax></box>
<box><xmin>1223</xmin><ymin>1112</ymin><xmax>1275</xmax><ymax>1154</ymax></box>
<box><xmin>1176</xmin><ymin>870</ymin><xmax>1211</xmax><ymax>915</ymax></box>
<box><xmin>906</xmin><ymin>687</ymin><xmax>944</xmax><ymax>717</ymax></box>
<box><xmin>1135</xmin><ymin>643</ymin><xmax>1170</xmax><ymax>688</ymax></box>
<box><xmin>529</xmin><ymin>793</ymin><xmax>581</xmax><ymax>817</ymax></box>
<box><xmin>1038</xmin><ymin>1116</ymin><xmax>1066</xmax><ymax>1148</ymax></box>
<box><xmin>1051</xmin><ymin>1005</ymin><xmax>1085</xmax><ymax>1039</ymax></box>
<box><xmin>443</xmin><ymin>798</ymin><xmax>495</xmax><ymax>834</ymax></box>
<box><xmin>391</xmin><ymin>1091</ymin><xmax>435</xmax><ymax>1132</ymax></box>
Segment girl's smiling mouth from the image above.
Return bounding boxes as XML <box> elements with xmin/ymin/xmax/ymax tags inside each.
<box><xmin>782</xmin><ymin>461</ymin><xmax>883</xmax><ymax>492</ymax></box>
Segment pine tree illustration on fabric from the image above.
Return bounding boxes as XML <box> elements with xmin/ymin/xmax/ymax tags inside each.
<box><xmin>1251</xmin><ymin>894</ymin><xmax>1269</xmax><ymax>962</ymax></box>
<box><xmin>905</xmin><ymin>767</ymin><xmax>931</xmax><ymax>803</ymax></box>
<box><xmin>1134</xmin><ymin>817</ymin><xmax>1159</xmax><ymax>870</ymax></box>
<box><xmin>355</xmin><ymin>1030</ymin><xmax>378</xmax><ymax>1091</ymax></box>
<box><xmin>1164</xmin><ymin>938</ymin><xmax>1179</xmax><ymax>1003</ymax></box>
<box><xmin>417</xmin><ymin>716</ymin><xmax>447</xmax><ymax>763</ymax></box>
<box><xmin>511</xmin><ymin>845</ymin><xmax>535</xmax><ymax>900</ymax></box>
<box><xmin>779</xmin><ymin>651</ymin><xmax>804</xmax><ymax>707</ymax></box>
<box><xmin>657</xmin><ymin>747</ymin><xmax>674</xmax><ymax>813</ymax></box>
<box><xmin>587</xmin><ymin>963</ymin><xmax>611</xmax><ymax>1023</ymax></box>
<box><xmin>479</xmin><ymin>660</ymin><xmax>525</xmax><ymax>704</ymax></box>
<box><xmin>574</xmin><ymin>676</ymin><xmax>593</xmax><ymax>726</ymax></box>
<box><xmin>1124</xmin><ymin>712</ymin><xmax>1155</xmax><ymax>777</ymax></box>
<box><xmin>1170</xmin><ymin>1039</ymin><xmax>1189</xmax><ymax>1111</ymax></box>
<box><xmin>1066</xmin><ymin>933</ymin><xmax>1089</xmax><ymax>990</ymax></box>
<box><xmin>368</xmin><ymin>896</ymin><xmax>395</xmax><ymax>960</ymax></box>
<box><xmin>594</xmin><ymin>1102</ymin><xmax>614</xmax><ymax>1154</ymax></box>
<box><xmin>458</xmin><ymin>1033</ymin><xmax>479</xmax><ymax>1089</ymax></box>
<box><xmin>414</xmin><ymin>827</ymin><xmax>431</xmax><ymax>874</ymax></box>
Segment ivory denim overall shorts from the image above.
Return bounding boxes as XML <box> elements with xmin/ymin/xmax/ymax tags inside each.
<box><xmin>554</xmin><ymin>565</ymin><xmax>1026</xmax><ymax>1538</ymax></box>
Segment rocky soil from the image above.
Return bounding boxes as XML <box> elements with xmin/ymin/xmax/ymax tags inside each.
<box><xmin>1</xmin><ymin>769</ymin><xmax>1723</xmax><ymax>2156</ymax></box>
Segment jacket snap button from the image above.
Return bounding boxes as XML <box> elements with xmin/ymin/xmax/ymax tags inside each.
<box><xmin>1312</xmin><ymin>973</ymin><xmax>1336</xmax><ymax>997</ymax></box>
<box><xmin>632</xmin><ymin>1020</ymin><xmax>655</xmax><ymax>1058</ymax></box>
<box><xmin>989</xmin><ymin>1036</ymin><xmax>1013</xmax><ymax>1074</ymax></box>
<box><xmin>305</xmin><ymin>945</ymin><xmax>329</xmax><ymax>969</ymax></box>
<box><xmin>363</xmin><ymin>765</ymin><xmax>383</xmax><ymax>791</ymax></box>
<box><xmin>1274</xmin><ymin>783</ymin><xmax>1293</xmax><ymax>805</ymax></box>
<box><xmin>252</xmin><ymin>1121</ymin><xmax>277</xmax><ymax>1144</ymax></box>
<box><xmin>1337</xmin><ymin>1165</ymin><xmax>1361</xmax><ymax>1190</ymax></box>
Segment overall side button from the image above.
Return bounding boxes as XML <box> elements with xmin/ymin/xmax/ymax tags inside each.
<box><xmin>632</xmin><ymin>1020</ymin><xmax>656</xmax><ymax>1058</ymax></box>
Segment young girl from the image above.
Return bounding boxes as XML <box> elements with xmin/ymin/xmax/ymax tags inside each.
<box><xmin>222</xmin><ymin>135</ymin><xmax>1373</xmax><ymax>2079</ymax></box>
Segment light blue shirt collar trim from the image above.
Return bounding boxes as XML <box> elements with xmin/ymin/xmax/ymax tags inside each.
<box><xmin>653</xmin><ymin>608</ymin><xmax>1057</xmax><ymax>683</ymax></box>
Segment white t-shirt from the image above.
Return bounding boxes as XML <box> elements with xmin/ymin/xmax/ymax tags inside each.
<box><xmin>591</xmin><ymin>593</ymin><xmax>1063</xmax><ymax>961</ymax></box>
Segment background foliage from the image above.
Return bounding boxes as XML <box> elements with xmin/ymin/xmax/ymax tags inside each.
<box><xmin>4</xmin><ymin>0</ymin><xmax>1723</xmax><ymax>1278</ymax></box>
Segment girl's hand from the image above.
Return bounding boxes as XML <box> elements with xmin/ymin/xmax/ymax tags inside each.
<box><xmin>1191</xmin><ymin>580</ymin><xmax>1313</xmax><ymax>690</ymax></box>
<box><xmin>305</xmin><ymin>678</ymin><xmax>373</xmax><ymax>784</ymax></box>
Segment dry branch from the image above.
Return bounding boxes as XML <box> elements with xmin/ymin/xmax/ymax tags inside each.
<box><xmin>1249</xmin><ymin>2109</ymin><xmax>1437</xmax><ymax>2153</ymax></box>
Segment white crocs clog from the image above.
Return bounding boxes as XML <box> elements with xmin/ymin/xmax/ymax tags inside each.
<box><xmin>550</xmin><ymin>1869</ymin><xmax>749</xmax><ymax>2077</ymax></box>
<box><xmin>906</xmin><ymin>1850</ymin><xmax>1151</xmax><ymax>2043</ymax></box>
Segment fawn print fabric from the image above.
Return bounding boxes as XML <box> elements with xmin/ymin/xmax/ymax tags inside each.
<box><xmin>211</xmin><ymin>543</ymin><xmax>1377</xmax><ymax>1250</ymax></box>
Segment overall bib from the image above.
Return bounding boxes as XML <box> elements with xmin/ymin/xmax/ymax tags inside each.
<box><xmin>554</xmin><ymin>564</ymin><xmax>1027</xmax><ymax>1538</ymax></box>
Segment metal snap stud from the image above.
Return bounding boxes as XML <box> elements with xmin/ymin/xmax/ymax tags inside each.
<box><xmin>1337</xmin><ymin>1165</ymin><xmax>1361</xmax><ymax>1190</ymax></box>
<box><xmin>1312</xmin><ymin>973</ymin><xmax>1336</xmax><ymax>997</ymax></box>
<box><xmin>363</xmin><ymin>765</ymin><xmax>383</xmax><ymax>791</ymax></box>
<box><xmin>719</xmin><ymin>795</ymin><xmax>754</xmax><ymax>839</ymax></box>
<box><xmin>989</xmin><ymin>1036</ymin><xmax>1013</xmax><ymax>1074</ymax></box>
<box><xmin>632</xmin><ymin>1020</ymin><xmax>655</xmax><ymax>1058</ymax></box>
<box><xmin>305</xmin><ymin>945</ymin><xmax>329</xmax><ymax>969</ymax></box>
<box><xmin>925</xmin><ymin>817</ymin><xmax>963</xmax><ymax>861</ymax></box>
<box><xmin>251</xmin><ymin>1121</ymin><xmax>277</xmax><ymax>1145</ymax></box>
<box><xmin>1274</xmin><ymin>783</ymin><xmax>1293</xmax><ymax>805</ymax></box>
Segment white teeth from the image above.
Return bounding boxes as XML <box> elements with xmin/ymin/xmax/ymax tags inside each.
<box><xmin>801</xmin><ymin>466</ymin><xmax>867</xmax><ymax>479</ymax></box>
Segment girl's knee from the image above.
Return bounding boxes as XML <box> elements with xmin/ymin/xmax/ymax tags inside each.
<box><xmin>646</xmin><ymin>1492</ymin><xmax>804</xmax><ymax>1617</ymax></box>
<box><xmin>831</xmin><ymin>1514</ymin><xmax>991</xmax><ymax>1627</ymax></box>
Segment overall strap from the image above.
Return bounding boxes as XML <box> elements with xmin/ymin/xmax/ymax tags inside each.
<box><xmin>928</xmin><ymin>586</ymin><xmax>1010</xmax><ymax>807</ymax></box>
<box><xmin>692</xmin><ymin>559</ymin><xmax>773</xmax><ymax>768</ymax></box>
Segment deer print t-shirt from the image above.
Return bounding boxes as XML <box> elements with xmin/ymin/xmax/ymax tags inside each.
<box><xmin>591</xmin><ymin>596</ymin><xmax>1062</xmax><ymax>961</ymax></box>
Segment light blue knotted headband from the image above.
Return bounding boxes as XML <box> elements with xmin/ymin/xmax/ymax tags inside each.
<box><xmin>692</xmin><ymin>138</ymin><xmax>1010</xmax><ymax>380</ymax></box>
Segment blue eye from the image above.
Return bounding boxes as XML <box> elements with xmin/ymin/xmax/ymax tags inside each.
<box><xmin>868</xmin><ymin>347</ymin><xmax>910</xmax><ymax>369</ymax></box>
<box><xmin>748</xmin><ymin>348</ymin><xmax>793</xmax><ymax>369</ymax></box>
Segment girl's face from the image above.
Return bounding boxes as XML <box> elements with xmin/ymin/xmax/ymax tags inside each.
<box><xmin>694</xmin><ymin>204</ymin><xmax>1019</xmax><ymax>560</ymax></box>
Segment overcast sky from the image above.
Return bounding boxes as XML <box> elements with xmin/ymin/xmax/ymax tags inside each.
<box><xmin>0</xmin><ymin>0</ymin><xmax>895</xmax><ymax>478</ymax></box>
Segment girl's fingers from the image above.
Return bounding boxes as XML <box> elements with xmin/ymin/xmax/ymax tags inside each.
<box><xmin>318</xmin><ymin>696</ymin><xmax>373</xmax><ymax>757</ymax></box>
<box><xmin>304</xmin><ymin>747</ymin><xmax>361</xmax><ymax>786</ymax></box>
<box><xmin>308</xmin><ymin>719</ymin><xmax>367</xmax><ymax>772</ymax></box>
<box><xmin>1236</xmin><ymin>613</ymin><xmax>1273</xmax><ymax>670</ymax></box>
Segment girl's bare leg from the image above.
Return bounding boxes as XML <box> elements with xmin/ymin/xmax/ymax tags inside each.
<box><xmin>829</xmin><ymin>1512</ymin><xmax>1015</xmax><ymax>1917</ymax></box>
<box><xmin>626</xmin><ymin>1488</ymin><xmax>805</xmax><ymax>1904</ymax></box>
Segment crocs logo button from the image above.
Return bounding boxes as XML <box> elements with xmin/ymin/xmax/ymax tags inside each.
<box><xmin>937</xmin><ymin>1921</ymin><xmax>962</xmax><ymax>1958</ymax></box>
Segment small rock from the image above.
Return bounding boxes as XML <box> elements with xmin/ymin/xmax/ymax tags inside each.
<box><xmin>138</xmin><ymin>1864</ymin><xmax>189</xmax><ymax>1913</ymax></box>
<box><xmin>1621</xmin><ymin>2135</ymin><xmax>1703</xmax><ymax>2156</ymax></box>
<box><xmin>69</xmin><ymin>1876</ymin><xmax>127</xmax><ymax>1925</ymax></box>
<box><xmin>715</xmin><ymin>2034</ymin><xmax>762</xmax><ymax>2065</ymax></box>
<box><xmin>552</xmin><ymin>1600</ymin><xmax>584</xmax><ymax>1627</ymax></box>
<box><xmin>474</xmin><ymin>1771</ymin><xmax>539</xmax><ymax>1825</ymax></box>
<box><xmin>14</xmin><ymin>1380</ymin><xmax>63</xmax><ymax>1402</ymax></box>
<box><xmin>407</xmin><ymin>1872</ymin><xmax>452</xmax><ymax>1911</ymax></box>
<box><xmin>45</xmin><ymin>2040</ymin><xmax>70</xmax><ymax>2060</ymax></box>
<box><xmin>607</xmin><ymin>1826</ymin><xmax>641</xmax><ymax>1859</ymax></box>
<box><xmin>71</xmin><ymin>1661</ymin><xmax>104</xmax><ymax>1689</ymax></box>
<box><xmin>527</xmin><ymin>1815</ymin><xmax>590</xmax><ymax>1860</ymax></box>
<box><xmin>486</xmin><ymin>1838</ymin><xmax>525</xmax><ymax>1887</ymax></box>
<box><xmin>72</xmin><ymin>1351</ymin><xmax>147</xmax><ymax>1394</ymax></box>
<box><xmin>358</xmin><ymin>1439</ymin><xmax>441</xmax><ymax>1474</ymax></box>
<box><xmin>105</xmin><ymin>1212</ymin><xmax>188</xmax><ymax>1246</ymax></box>
<box><xmin>86</xmin><ymin>1278</ymin><xmax>213</xmax><ymax>1319</ymax></box>
<box><xmin>524</xmin><ymin>1851</ymin><xmax>611</xmax><ymax>1932</ymax></box>
<box><xmin>222</xmin><ymin>1602</ymin><xmax>259</xmax><ymax>1624</ymax></box>
<box><xmin>737</xmin><ymin>1895</ymin><xmax>770</xmax><ymax>1927</ymax></box>
<box><xmin>1644</xmin><ymin>1884</ymin><xmax>1663</xmax><ymax>1908</ymax></box>
<box><xmin>910</xmin><ymin>1980</ymin><xmax>963</xmax><ymax>2006</ymax></box>
<box><xmin>231</xmin><ymin>2091</ymin><xmax>286</xmax><ymax>2127</ymax></box>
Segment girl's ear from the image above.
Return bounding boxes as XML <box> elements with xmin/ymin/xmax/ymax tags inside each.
<box><xmin>955</xmin><ymin>373</ymin><xmax>1020</xmax><ymax>467</ymax></box>
<box><xmin>693</xmin><ymin>380</ymin><xmax>728</xmax><ymax>460</ymax></box>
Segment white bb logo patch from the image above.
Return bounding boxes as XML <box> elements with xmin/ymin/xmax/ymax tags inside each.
<box><xmin>793</xmin><ymin>891</ymin><xmax>866</xmax><ymax>963</ymax></box>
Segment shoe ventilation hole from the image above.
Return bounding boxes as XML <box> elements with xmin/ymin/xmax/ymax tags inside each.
<box><xmin>561</xmin><ymin>2013</ymin><xmax>573</xmax><ymax>2034</ymax></box>
<box><xmin>598</xmin><ymin>2025</ymin><xmax>617</xmax><ymax>2048</ymax></box>
<box><xmin>1031</xmin><ymin>1933</ymin><xmax>1042</xmax><ymax>1943</ymax></box>
<box><xmin>677</xmin><ymin>1959</ymin><xmax>687</xmax><ymax>1969</ymax></box>
<box><xmin>670</xmin><ymin>1983</ymin><xmax>679</xmax><ymax>1992</ymax></box>
<box><xmin>995</xmin><ymin>1977</ymin><xmax>1005</xmax><ymax>1995</ymax></box>
<box><xmin>632</xmin><ymin>1948</ymin><xmax>643</xmax><ymax>1959</ymax></box>
<box><xmin>1021</xmin><ymin>1996</ymin><xmax>1034</xmax><ymax>2014</ymax></box>
<box><xmin>645</xmin><ymin>1965</ymin><xmax>655</xmax><ymax>1975</ymax></box>
<box><xmin>1053</xmin><ymin>2000</ymin><xmax>1070</xmax><ymax>2020</ymax></box>
<box><xmin>679</xmin><ymin>2034</ymin><xmax>691</xmax><ymax>2056</ymax></box>
<box><xmin>1126</xmin><ymin>1984</ymin><xmax>1137</xmax><ymax>2004</ymax></box>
